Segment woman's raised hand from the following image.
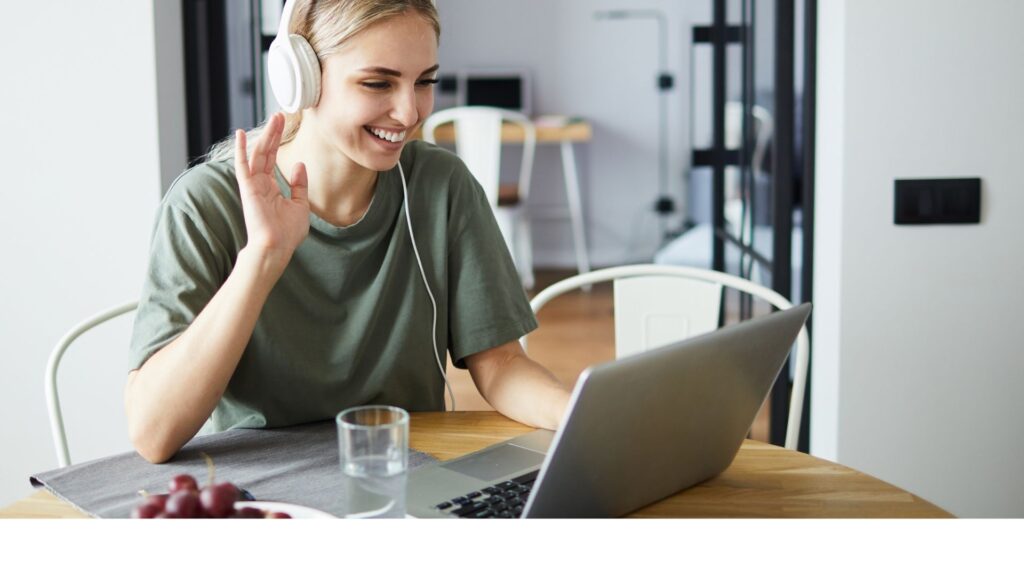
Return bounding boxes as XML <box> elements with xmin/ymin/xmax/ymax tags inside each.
<box><xmin>234</xmin><ymin>112</ymin><xmax>310</xmax><ymax>265</ymax></box>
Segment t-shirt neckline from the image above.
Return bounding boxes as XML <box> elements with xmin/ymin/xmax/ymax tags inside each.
<box><xmin>273</xmin><ymin>165</ymin><xmax>396</xmax><ymax>240</ymax></box>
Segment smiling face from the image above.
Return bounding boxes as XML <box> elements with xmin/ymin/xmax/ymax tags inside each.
<box><xmin>303</xmin><ymin>10</ymin><xmax>438</xmax><ymax>173</ymax></box>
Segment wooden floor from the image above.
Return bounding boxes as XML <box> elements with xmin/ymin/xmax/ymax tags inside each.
<box><xmin>445</xmin><ymin>269</ymin><xmax>771</xmax><ymax>442</ymax></box>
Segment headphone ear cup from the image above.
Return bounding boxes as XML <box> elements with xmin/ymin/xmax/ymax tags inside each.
<box><xmin>290</xmin><ymin>35</ymin><xmax>322</xmax><ymax>110</ymax></box>
<box><xmin>267</xmin><ymin>34</ymin><xmax>321</xmax><ymax>113</ymax></box>
<box><xmin>268</xmin><ymin>40</ymin><xmax>298</xmax><ymax>112</ymax></box>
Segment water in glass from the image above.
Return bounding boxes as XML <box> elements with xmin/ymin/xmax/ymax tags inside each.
<box><xmin>342</xmin><ymin>454</ymin><xmax>407</xmax><ymax>518</ymax></box>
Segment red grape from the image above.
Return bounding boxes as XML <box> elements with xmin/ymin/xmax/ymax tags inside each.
<box><xmin>131</xmin><ymin>503</ymin><xmax>163</xmax><ymax>519</ymax></box>
<box><xmin>168</xmin><ymin>474</ymin><xmax>199</xmax><ymax>494</ymax></box>
<box><xmin>144</xmin><ymin>494</ymin><xmax>168</xmax><ymax>511</ymax></box>
<box><xmin>233</xmin><ymin>507</ymin><xmax>264</xmax><ymax>519</ymax></box>
<box><xmin>200</xmin><ymin>482</ymin><xmax>240</xmax><ymax>518</ymax></box>
<box><xmin>164</xmin><ymin>490</ymin><xmax>200</xmax><ymax>518</ymax></box>
<box><xmin>266</xmin><ymin>511</ymin><xmax>292</xmax><ymax>519</ymax></box>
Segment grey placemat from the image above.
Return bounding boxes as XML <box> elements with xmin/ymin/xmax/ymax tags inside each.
<box><xmin>30</xmin><ymin>420</ymin><xmax>437</xmax><ymax>518</ymax></box>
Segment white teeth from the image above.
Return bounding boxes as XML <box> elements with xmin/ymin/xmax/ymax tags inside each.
<box><xmin>370</xmin><ymin>127</ymin><xmax>406</xmax><ymax>143</ymax></box>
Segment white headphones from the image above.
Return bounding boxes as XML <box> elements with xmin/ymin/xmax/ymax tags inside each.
<box><xmin>268</xmin><ymin>0</ymin><xmax>322</xmax><ymax>113</ymax></box>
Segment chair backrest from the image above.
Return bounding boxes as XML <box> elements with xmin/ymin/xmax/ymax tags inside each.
<box><xmin>45</xmin><ymin>300</ymin><xmax>138</xmax><ymax>467</ymax></box>
<box><xmin>526</xmin><ymin>264</ymin><xmax>809</xmax><ymax>451</ymax></box>
<box><xmin>612</xmin><ymin>275</ymin><xmax>722</xmax><ymax>358</ymax></box>
<box><xmin>422</xmin><ymin>106</ymin><xmax>536</xmax><ymax>207</ymax></box>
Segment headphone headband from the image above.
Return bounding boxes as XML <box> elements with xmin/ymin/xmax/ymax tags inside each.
<box><xmin>277</xmin><ymin>0</ymin><xmax>299</xmax><ymax>39</ymax></box>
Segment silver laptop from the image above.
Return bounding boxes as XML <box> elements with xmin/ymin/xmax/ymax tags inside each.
<box><xmin>407</xmin><ymin>303</ymin><xmax>812</xmax><ymax>518</ymax></box>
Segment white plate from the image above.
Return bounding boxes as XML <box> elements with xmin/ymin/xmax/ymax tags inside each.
<box><xmin>233</xmin><ymin>501</ymin><xmax>335</xmax><ymax>519</ymax></box>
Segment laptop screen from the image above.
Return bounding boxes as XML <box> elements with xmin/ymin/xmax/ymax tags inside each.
<box><xmin>459</xmin><ymin>69</ymin><xmax>532</xmax><ymax>116</ymax></box>
<box><xmin>465</xmin><ymin>76</ymin><xmax>524</xmax><ymax>111</ymax></box>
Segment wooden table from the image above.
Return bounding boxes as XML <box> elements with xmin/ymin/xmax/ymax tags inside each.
<box><xmin>423</xmin><ymin>121</ymin><xmax>593</xmax><ymax>144</ymax></box>
<box><xmin>1</xmin><ymin>412</ymin><xmax>951</xmax><ymax>518</ymax></box>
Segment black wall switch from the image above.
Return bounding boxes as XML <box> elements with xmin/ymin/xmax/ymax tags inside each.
<box><xmin>894</xmin><ymin>178</ymin><xmax>981</xmax><ymax>225</ymax></box>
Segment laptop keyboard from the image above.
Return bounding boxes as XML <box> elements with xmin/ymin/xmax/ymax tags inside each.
<box><xmin>432</xmin><ymin>470</ymin><xmax>539</xmax><ymax>519</ymax></box>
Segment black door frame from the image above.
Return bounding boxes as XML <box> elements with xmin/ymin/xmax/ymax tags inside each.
<box><xmin>182</xmin><ymin>0</ymin><xmax>264</xmax><ymax>165</ymax></box>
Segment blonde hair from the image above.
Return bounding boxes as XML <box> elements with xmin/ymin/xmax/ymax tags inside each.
<box><xmin>206</xmin><ymin>0</ymin><xmax>440</xmax><ymax>163</ymax></box>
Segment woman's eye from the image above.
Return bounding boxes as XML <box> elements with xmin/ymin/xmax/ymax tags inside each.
<box><xmin>362</xmin><ymin>78</ymin><xmax>437</xmax><ymax>90</ymax></box>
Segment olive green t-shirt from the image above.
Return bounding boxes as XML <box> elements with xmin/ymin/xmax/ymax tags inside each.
<box><xmin>129</xmin><ymin>141</ymin><xmax>537</xmax><ymax>433</ymax></box>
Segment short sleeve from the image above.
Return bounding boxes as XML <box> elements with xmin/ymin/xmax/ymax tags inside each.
<box><xmin>128</xmin><ymin>167</ymin><xmax>242</xmax><ymax>371</ymax></box>
<box><xmin>445</xmin><ymin>165</ymin><xmax>538</xmax><ymax>367</ymax></box>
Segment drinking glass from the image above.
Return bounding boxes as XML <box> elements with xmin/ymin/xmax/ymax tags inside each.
<box><xmin>336</xmin><ymin>405</ymin><xmax>409</xmax><ymax>518</ymax></box>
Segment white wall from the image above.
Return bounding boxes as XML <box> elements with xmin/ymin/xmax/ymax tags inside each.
<box><xmin>0</xmin><ymin>1</ymin><xmax>185</xmax><ymax>506</ymax></box>
<box><xmin>435</xmin><ymin>0</ymin><xmax>705</xmax><ymax>267</ymax></box>
<box><xmin>813</xmin><ymin>0</ymin><xmax>1024</xmax><ymax>517</ymax></box>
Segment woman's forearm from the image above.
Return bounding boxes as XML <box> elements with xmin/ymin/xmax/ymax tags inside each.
<box><xmin>124</xmin><ymin>246</ymin><xmax>290</xmax><ymax>463</ymax></box>
<box><xmin>467</xmin><ymin>342</ymin><xmax>573</xmax><ymax>431</ymax></box>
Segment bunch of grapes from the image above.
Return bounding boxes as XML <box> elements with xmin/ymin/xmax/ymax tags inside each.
<box><xmin>131</xmin><ymin>454</ymin><xmax>290</xmax><ymax>519</ymax></box>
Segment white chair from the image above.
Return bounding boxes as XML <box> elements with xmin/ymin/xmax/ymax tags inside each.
<box><xmin>524</xmin><ymin>264</ymin><xmax>809</xmax><ymax>450</ymax></box>
<box><xmin>423</xmin><ymin>106</ymin><xmax>537</xmax><ymax>289</ymax></box>
<box><xmin>45</xmin><ymin>300</ymin><xmax>138</xmax><ymax>467</ymax></box>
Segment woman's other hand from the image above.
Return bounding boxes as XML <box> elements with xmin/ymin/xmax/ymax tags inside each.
<box><xmin>234</xmin><ymin>112</ymin><xmax>310</xmax><ymax>266</ymax></box>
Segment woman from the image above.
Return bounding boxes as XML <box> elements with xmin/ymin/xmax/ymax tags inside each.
<box><xmin>125</xmin><ymin>0</ymin><xmax>570</xmax><ymax>464</ymax></box>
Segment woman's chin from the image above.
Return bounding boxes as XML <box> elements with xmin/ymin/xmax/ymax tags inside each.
<box><xmin>358</xmin><ymin>149</ymin><xmax>405</xmax><ymax>172</ymax></box>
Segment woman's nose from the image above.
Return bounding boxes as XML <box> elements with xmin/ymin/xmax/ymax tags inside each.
<box><xmin>391</xmin><ymin>87</ymin><xmax>419</xmax><ymax>127</ymax></box>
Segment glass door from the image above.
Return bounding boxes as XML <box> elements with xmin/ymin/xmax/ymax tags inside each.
<box><xmin>689</xmin><ymin>0</ymin><xmax>815</xmax><ymax>450</ymax></box>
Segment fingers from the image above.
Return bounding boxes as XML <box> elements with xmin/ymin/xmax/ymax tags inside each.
<box><xmin>234</xmin><ymin>129</ymin><xmax>250</xmax><ymax>180</ymax></box>
<box><xmin>248</xmin><ymin>119</ymin><xmax>269</xmax><ymax>174</ymax></box>
<box><xmin>250</xmin><ymin>113</ymin><xmax>283</xmax><ymax>175</ymax></box>
<box><xmin>289</xmin><ymin>162</ymin><xmax>309</xmax><ymax>203</ymax></box>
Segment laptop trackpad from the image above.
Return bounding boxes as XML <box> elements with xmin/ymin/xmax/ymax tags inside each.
<box><xmin>442</xmin><ymin>444</ymin><xmax>546</xmax><ymax>483</ymax></box>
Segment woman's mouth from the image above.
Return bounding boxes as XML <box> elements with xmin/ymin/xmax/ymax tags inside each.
<box><xmin>364</xmin><ymin>126</ymin><xmax>407</xmax><ymax>144</ymax></box>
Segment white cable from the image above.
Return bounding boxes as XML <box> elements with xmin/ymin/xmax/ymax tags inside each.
<box><xmin>397</xmin><ymin>162</ymin><xmax>454</xmax><ymax>411</ymax></box>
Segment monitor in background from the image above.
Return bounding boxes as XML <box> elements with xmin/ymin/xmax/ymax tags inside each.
<box><xmin>458</xmin><ymin>69</ymin><xmax>532</xmax><ymax>117</ymax></box>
